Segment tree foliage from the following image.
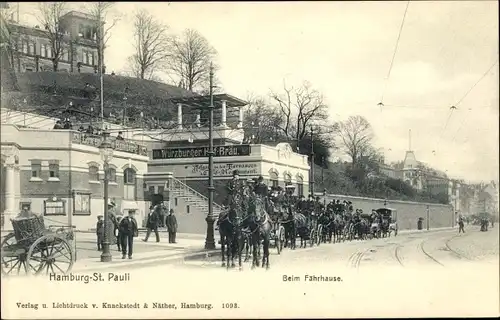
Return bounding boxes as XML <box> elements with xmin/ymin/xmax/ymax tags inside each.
<box><xmin>35</xmin><ymin>2</ymin><xmax>68</xmax><ymax>72</ymax></box>
<box><xmin>128</xmin><ymin>9</ymin><xmax>171</xmax><ymax>80</ymax></box>
<box><xmin>83</xmin><ymin>2</ymin><xmax>120</xmax><ymax>71</ymax></box>
<box><xmin>166</xmin><ymin>29</ymin><xmax>218</xmax><ymax>93</ymax></box>
<box><xmin>337</xmin><ymin>115</ymin><xmax>374</xmax><ymax>167</ymax></box>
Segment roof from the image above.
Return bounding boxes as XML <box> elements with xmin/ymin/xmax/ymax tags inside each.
<box><xmin>168</xmin><ymin>93</ymin><xmax>247</xmax><ymax>110</ymax></box>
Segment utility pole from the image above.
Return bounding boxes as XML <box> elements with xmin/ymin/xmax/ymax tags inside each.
<box><xmin>426</xmin><ymin>205</ymin><xmax>430</xmax><ymax>230</ymax></box>
<box><xmin>321</xmin><ymin>156</ymin><xmax>325</xmax><ymax>184</ymax></box>
<box><xmin>205</xmin><ymin>63</ymin><xmax>216</xmax><ymax>250</ymax></box>
<box><xmin>310</xmin><ymin>126</ymin><xmax>315</xmax><ymax>196</ymax></box>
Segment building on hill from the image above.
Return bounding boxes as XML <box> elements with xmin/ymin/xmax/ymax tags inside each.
<box><xmin>1</xmin><ymin>123</ymin><xmax>149</xmax><ymax>231</ymax></box>
<box><xmin>6</xmin><ymin>10</ymin><xmax>101</xmax><ymax>74</ymax></box>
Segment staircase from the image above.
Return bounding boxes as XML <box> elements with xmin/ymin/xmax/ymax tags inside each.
<box><xmin>171</xmin><ymin>177</ymin><xmax>223</xmax><ymax>216</ymax></box>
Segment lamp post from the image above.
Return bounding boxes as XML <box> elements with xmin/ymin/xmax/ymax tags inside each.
<box><xmin>99</xmin><ymin>131</ymin><xmax>114</xmax><ymax>262</ymax></box>
<box><xmin>323</xmin><ymin>188</ymin><xmax>327</xmax><ymax>207</ymax></box>
<box><xmin>205</xmin><ymin>63</ymin><xmax>216</xmax><ymax>250</ymax></box>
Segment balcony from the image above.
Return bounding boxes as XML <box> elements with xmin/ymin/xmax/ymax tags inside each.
<box><xmin>71</xmin><ymin>131</ymin><xmax>148</xmax><ymax>156</ymax></box>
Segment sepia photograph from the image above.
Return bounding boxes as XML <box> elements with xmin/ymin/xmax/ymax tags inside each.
<box><xmin>0</xmin><ymin>1</ymin><xmax>499</xmax><ymax>318</ymax></box>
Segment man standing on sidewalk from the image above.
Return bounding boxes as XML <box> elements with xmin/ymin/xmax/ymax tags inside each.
<box><xmin>143</xmin><ymin>205</ymin><xmax>160</xmax><ymax>242</ymax></box>
<box><xmin>166</xmin><ymin>209</ymin><xmax>178</xmax><ymax>244</ymax></box>
<box><xmin>119</xmin><ymin>211</ymin><xmax>139</xmax><ymax>259</ymax></box>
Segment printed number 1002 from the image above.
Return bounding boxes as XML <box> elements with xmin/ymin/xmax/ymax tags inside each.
<box><xmin>222</xmin><ymin>303</ymin><xmax>238</xmax><ymax>309</ymax></box>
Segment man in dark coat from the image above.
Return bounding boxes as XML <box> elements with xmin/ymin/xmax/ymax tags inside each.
<box><xmin>166</xmin><ymin>209</ymin><xmax>178</xmax><ymax>243</ymax></box>
<box><xmin>96</xmin><ymin>215</ymin><xmax>104</xmax><ymax>251</ymax></box>
<box><xmin>225</xmin><ymin>170</ymin><xmax>244</xmax><ymax>208</ymax></box>
<box><xmin>119</xmin><ymin>211</ymin><xmax>138</xmax><ymax>259</ymax></box>
<box><xmin>254</xmin><ymin>176</ymin><xmax>268</xmax><ymax>198</ymax></box>
<box><xmin>143</xmin><ymin>205</ymin><xmax>161</xmax><ymax>242</ymax></box>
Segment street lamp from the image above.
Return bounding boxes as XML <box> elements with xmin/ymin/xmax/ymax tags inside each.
<box><xmin>99</xmin><ymin>131</ymin><xmax>114</xmax><ymax>262</ymax></box>
<box><xmin>205</xmin><ymin>63</ymin><xmax>216</xmax><ymax>250</ymax></box>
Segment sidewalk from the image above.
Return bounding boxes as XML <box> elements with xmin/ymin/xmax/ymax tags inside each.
<box><xmin>71</xmin><ymin>231</ymin><xmax>217</xmax><ymax>272</ymax></box>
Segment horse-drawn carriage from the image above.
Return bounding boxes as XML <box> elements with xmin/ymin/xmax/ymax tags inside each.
<box><xmin>1</xmin><ymin>215</ymin><xmax>75</xmax><ymax>276</ymax></box>
<box><xmin>375</xmin><ymin>207</ymin><xmax>398</xmax><ymax>237</ymax></box>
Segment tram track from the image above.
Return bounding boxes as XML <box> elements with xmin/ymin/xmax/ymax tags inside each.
<box><xmin>444</xmin><ymin>235</ymin><xmax>472</xmax><ymax>261</ymax></box>
<box><xmin>418</xmin><ymin>239</ymin><xmax>445</xmax><ymax>266</ymax></box>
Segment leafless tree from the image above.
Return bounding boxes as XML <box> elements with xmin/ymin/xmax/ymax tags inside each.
<box><xmin>337</xmin><ymin>115</ymin><xmax>375</xmax><ymax>167</ymax></box>
<box><xmin>35</xmin><ymin>2</ymin><xmax>68</xmax><ymax>71</ymax></box>
<box><xmin>243</xmin><ymin>94</ymin><xmax>282</xmax><ymax>143</ymax></box>
<box><xmin>83</xmin><ymin>2</ymin><xmax>120</xmax><ymax>71</ymax></box>
<box><xmin>269</xmin><ymin>81</ymin><xmax>329</xmax><ymax>142</ymax></box>
<box><xmin>167</xmin><ymin>29</ymin><xmax>218</xmax><ymax>92</ymax></box>
<box><xmin>128</xmin><ymin>9</ymin><xmax>171</xmax><ymax>80</ymax></box>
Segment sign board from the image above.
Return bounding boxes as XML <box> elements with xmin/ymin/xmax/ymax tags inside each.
<box><xmin>44</xmin><ymin>197</ymin><xmax>66</xmax><ymax>216</ymax></box>
<box><xmin>152</xmin><ymin>145</ymin><xmax>251</xmax><ymax>160</ymax></box>
<box><xmin>189</xmin><ymin>162</ymin><xmax>258</xmax><ymax>177</ymax></box>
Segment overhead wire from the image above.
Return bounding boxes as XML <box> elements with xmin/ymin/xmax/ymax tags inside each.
<box><xmin>379</xmin><ymin>0</ymin><xmax>411</xmax><ymax>106</ymax></box>
<box><xmin>449</xmin><ymin>60</ymin><xmax>499</xmax><ymax>144</ymax></box>
<box><xmin>434</xmin><ymin>59</ymin><xmax>498</xmax><ymax>153</ymax></box>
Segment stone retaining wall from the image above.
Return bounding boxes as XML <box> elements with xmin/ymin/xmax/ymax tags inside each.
<box><xmin>320</xmin><ymin>193</ymin><xmax>454</xmax><ymax>230</ymax></box>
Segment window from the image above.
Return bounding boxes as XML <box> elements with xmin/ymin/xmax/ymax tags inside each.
<box><xmin>28</xmin><ymin>42</ymin><xmax>35</xmax><ymax>55</ymax></box>
<box><xmin>158</xmin><ymin>186</ymin><xmax>165</xmax><ymax>194</ymax></box>
<box><xmin>186</xmin><ymin>205</ymin><xmax>190</xmax><ymax>214</ymax></box>
<box><xmin>74</xmin><ymin>192</ymin><xmax>91</xmax><ymax>215</ymax></box>
<box><xmin>89</xmin><ymin>165</ymin><xmax>99</xmax><ymax>182</ymax></box>
<box><xmin>21</xmin><ymin>40</ymin><xmax>28</xmax><ymax>54</ymax></box>
<box><xmin>40</xmin><ymin>44</ymin><xmax>47</xmax><ymax>57</ymax></box>
<box><xmin>47</xmin><ymin>46</ymin><xmax>52</xmax><ymax>58</ymax></box>
<box><xmin>272</xmin><ymin>180</ymin><xmax>279</xmax><ymax>188</ymax></box>
<box><xmin>30</xmin><ymin>161</ymin><xmax>41</xmax><ymax>179</ymax></box>
<box><xmin>48</xmin><ymin>161</ymin><xmax>59</xmax><ymax>179</ymax></box>
<box><xmin>124</xmin><ymin>168</ymin><xmax>136</xmax><ymax>184</ymax></box>
<box><xmin>148</xmin><ymin>186</ymin><xmax>155</xmax><ymax>194</ymax></box>
<box><xmin>123</xmin><ymin>168</ymin><xmax>136</xmax><ymax>200</ymax></box>
<box><xmin>62</xmin><ymin>49</ymin><xmax>69</xmax><ymax>62</ymax></box>
<box><xmin>89</xmin><ymin>52</ymin><xmax>94</xmax><ymax>66</ymax></box>
<box><xmin>108</xmin><ymin>168</ymin><xmax>116</xmax><ymax>183</ymax></box>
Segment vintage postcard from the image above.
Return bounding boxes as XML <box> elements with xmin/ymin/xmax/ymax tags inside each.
<box><xmin>1</xmin><ymin>1</ymin><xmax>499</xmax><ymax>319</ymax></box>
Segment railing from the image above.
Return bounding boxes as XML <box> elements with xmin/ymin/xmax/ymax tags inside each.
<box><xmin>171</xmin><ymin>177</ymin><xmax>223</xmax><ymax>211</ymax></box>
<box><xmin>71</xmin><ymin>131</ymin><xmax>148</xmax><ymax>156</ymax></box>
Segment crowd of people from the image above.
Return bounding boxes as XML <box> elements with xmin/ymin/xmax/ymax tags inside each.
<box><xmin>222</xmin><ymin>169</ymin><xmax>382</xmax><ymax>226</ymax></box>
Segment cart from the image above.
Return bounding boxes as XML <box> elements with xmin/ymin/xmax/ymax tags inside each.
<box><xmin>271</xmin><ymin>219</ymin><xmax>285</xmax><ymax>254</ymax></box>
<box><xmin>1</xmin><ymin>215</ymin><xmax>75</xmax><ymax>276</ymax></box>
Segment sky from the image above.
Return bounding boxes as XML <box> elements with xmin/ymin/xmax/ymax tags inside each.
<box><xmin>13</xmin><ymin>1</ymin><xmax>499</xmax><ymax>183</ymax></box>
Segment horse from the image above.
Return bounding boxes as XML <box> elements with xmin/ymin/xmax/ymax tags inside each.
<box><xmin>217</xmin><ymin>194</ymin><xmax>245</xmax><ymax>270</ymax></box>
<box><xmin>245</xmin><ymin>196</ymin><xmax>273</xmax><ymax>269</ymax></box>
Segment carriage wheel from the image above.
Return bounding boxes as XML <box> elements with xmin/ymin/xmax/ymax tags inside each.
<box><xmin>1</xmin><ymin>233</ymin><xmax>29</xmax><ymax>276</ymax></box>
<box><xmin>309</xmin><ymin>229</ymin><xmax>315</xmax><ymax>247</ymax></box>
<box><xmin>316</xmin><ymin>225</ymin><xmax>323</xmax><ymax>246</ymax></box>
<box><xmin>26</xmin><ymin>235</ymin><xmax>74</xmax><ymax>276</ymax></box>
<box><xmin>277</xmin><ymin>226</ymin><xmax>285</xmax><ymax>254</ymax></box>
<box><xmin>394</xmin><ymin>229</ymin><xmax>398</xmax><ymax>237</ymax></box>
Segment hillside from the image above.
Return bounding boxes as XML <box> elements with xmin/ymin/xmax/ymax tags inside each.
<box><xmin>1</xmin><ymin>71</ymin><xmax>197</xmax><ymax>127</ymax></box>
<box><xmin>313</xmin><ymin>163</ymin><xmax>448</xmax><ymax>204</ymax></box>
